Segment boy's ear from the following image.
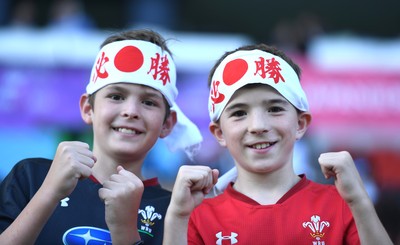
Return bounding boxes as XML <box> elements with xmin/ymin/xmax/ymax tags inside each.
<box><xmin>80</xmin><ymin>94</ymin><xmax>93</xmax><ymax>125</ymax></box>
<box><xmin>160</xmin><ymin>110</ymin><xmax>177</xmax><ymax>138</ymax></box>
<box><xmin>296</xmin><ymin>112</ymin><xmax>312</xmax><ymax>140</ymax></box>
<box><xmin>209</xmin><ymin>121</ymin><xmax>227</xmax><ymax>147</ymax></box>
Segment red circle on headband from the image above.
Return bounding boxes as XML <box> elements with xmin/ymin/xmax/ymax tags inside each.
<box><xmin>223</xmin><ymin>58</ymin><xmax>248</xmax><ymax>86</ymax></box>
<box><xmin>114</xmin><ymin>46</ymin><xmax>144</xmax><ymax>72</ymax></box>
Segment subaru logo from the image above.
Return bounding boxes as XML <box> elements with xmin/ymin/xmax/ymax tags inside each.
<box><xmin>63</xmin><ymin>226</ymin><xmax>112</xmax><ymax>245</ymax></box>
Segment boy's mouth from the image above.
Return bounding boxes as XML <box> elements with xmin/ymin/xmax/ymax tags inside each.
<box><xmin>250</xmin><ymin>142</ymin><xmax>275</xmax><ymax>149</ymax></box>
<box><xmin>114</xmin><ymin>127</ymin><xmax>140</xmax><ymax>134</ymax></box>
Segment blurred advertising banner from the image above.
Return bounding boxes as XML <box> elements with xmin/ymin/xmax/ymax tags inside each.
<box><xmin>298</xmin><ymin>57</ymin><xmax>400</xmax><ymax>150</ymax></box>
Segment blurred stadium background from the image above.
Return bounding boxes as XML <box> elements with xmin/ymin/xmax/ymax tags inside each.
<box><xmin>0</xmin><ymin>0</ymin><xmax>399</xmax><ymax>242</ymax></box>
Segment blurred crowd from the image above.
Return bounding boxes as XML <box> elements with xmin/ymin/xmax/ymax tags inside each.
<box><xmin>0</xmin><ymin>0</ymin><xmax>180</xmax><ymax>32</ymax></box>
<box><xmin>0</xmin><ymin>0</ymin><xmax>399</xmax><ymax>243</ymax></box>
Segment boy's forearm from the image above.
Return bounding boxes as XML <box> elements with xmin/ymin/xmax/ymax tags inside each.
<box><xmin>0</xmin><ymin>186</ymin><xmax>59</xmax><ymax>245</ymax></box>
<box><xmin>349</xmin><ymin>197</ymin><xmax>393</xmax><ymax>245</ymax></box>
<box><xmin>163</xmin><ymin>211</ymin><xmax>190</xmax><ymax>245</ymax></box>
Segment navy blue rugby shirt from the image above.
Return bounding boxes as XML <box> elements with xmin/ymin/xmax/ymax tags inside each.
<box><xmin>0</xmin><ymin>158</ymin><xmax>171</xmax><ymax>245</ymax></box>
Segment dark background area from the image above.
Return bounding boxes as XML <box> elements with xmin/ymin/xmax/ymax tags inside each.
<box><xmin>3</xmin><ymin>0</ymin><xmax>400</xmax><ymax>40</ymax></box>
<box><xmin>179</xmin><ymin>1</ymin><xmax>400</xmax><ymax>40</ymax></box>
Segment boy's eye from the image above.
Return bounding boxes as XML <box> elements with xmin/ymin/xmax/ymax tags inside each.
<box><xmin>231</xmin><ymin>110</ymin><xmax>246</xmax><ymax>117</ymax></box>
<box><xmin>268</xmin><ymin>106</ymin><xmax>284</xmax><ymax>113</ymax></box>
<box><xmin>109</xmin><ymin>94</ymin><xmax>124</xmax><ymax>101</ymax></box>
<box><xmin>142</xmin><ymin>100</ymin><xmax>156</xmax><ymax>106</ymax></box>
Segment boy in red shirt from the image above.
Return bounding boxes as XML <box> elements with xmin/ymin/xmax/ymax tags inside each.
<box><xmin>164</xmin><ymin>44</ymin><xmax>392</xmax><ymax>245</ymax></box>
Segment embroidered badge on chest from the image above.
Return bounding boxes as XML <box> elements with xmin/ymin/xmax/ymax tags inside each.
<box><xmin>302</xmin><ymin>215</ymin><xmax>330</xmax><ymax>245</ymax></box>
<box><xmin>138</xmin><ymin>205</ymin><xmax>163</xmax><ymax>237</ymax></box>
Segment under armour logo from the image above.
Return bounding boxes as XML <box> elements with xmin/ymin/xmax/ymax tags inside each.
<box><xmin>216</xmin><ymin>231</ymin><xmax>238</xmax><ymax>244</ymax></box>
<box><xmin>60</xmin><ymin>197</ymin><xmax>70</xmax><ymax>207</ymax></box>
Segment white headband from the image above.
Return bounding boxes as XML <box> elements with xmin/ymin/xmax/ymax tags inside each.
<box><xmin>87</xmin><ymin>40</ymin><xmax>177</xmax><ymax>104</ymax></box>
<box><xmin>208</xmin><ymin>49</ymin><xmax>309</xmax><ymax>121</ymax></box>
<box><xmin>87</xmin><ymin>40</ymin><xmax>202</xmax><ymax>159</ymax></box>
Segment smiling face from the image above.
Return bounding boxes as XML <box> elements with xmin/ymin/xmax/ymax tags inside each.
<box><xmin>209</xmin><ymin>84</ymin><xmax>311</xmax><ymax>175</ymax></box>
<box><xmin>80</xmin><ymin>83</ymin><xmax>176</xmax><ymax>163</ymax></box>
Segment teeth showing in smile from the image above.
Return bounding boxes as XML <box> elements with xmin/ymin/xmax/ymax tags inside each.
<box><xmin>117</xmin><ymin>128</ymin><xmax>137</xmax><ymax>134</ymax></box>
<box><xmin>252</xmin><ymin>143</ymin><xmax>271</xmax><ymax>149</ymax></box>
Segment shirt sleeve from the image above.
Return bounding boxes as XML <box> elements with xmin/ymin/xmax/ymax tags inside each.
<box><xmin>342</xmin><ymin>198</ymin><xmax>361</xmax><ymax>245</ymax></box>
<box><xmin>187</xmin><ymin>212</ymin><xmax>205</xmax><ymax>245</ymax></box>
<box><xmin>0</xmin><ymin>158</ymin><xmax>49</xmax><ymax>233</ymax></box>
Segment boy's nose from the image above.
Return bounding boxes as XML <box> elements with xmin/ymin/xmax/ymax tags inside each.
<box><xmin>121</xmin><ymin>103</ymin><xmax>140</xmax><ymax>119</ymax></box>
<box><xmin>248</xmin><ymin>112</ymin><xmax>269</xmax><ymax>134</ymax></box>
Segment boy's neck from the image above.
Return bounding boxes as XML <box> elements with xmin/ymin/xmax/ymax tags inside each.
<box><xmin>233</xmin><ymin>169</ymin><xmax>301</xmax><ymax>205</ymax></box>
<box><xmin>90</xmin><ymin>151</ymin><xmax>144</xmax><ymax>184</ymax></box>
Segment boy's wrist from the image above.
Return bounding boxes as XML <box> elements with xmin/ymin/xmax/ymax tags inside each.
<box><xmin>347</xmin><ymin>194</ymin><xmax>374</xmax><ymax>214</ymax></box>
<box><xmin>166</xmin><ymin>204</ymin><xmax>192</xmax><ymax>220</ymax></box>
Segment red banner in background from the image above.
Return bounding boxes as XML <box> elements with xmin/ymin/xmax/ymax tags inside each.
<box><xmin>297</xmin><ymin>58</ymin><xmax>400</xmax><ymax>150</ymax></box>
<box><xmin>303</xmin><ymin>73</ymin><xmax>400</xmax><ymax>125</ymax></box>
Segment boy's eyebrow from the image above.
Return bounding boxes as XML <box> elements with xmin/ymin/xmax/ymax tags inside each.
<box><xmin>268</xmin><ymin>98</ymin><xmax>291</xmax><ymax>105</ymax></box>
<box><xmin>106</xmin><ymin>85</ymin><xmax>128</xmax><ymax>93</ymax></box>
<box><xmin>140</xmin><ymin>87</ymin><xmax>165</xmax><ymax>100</ymax></box>
<box><xmin>226</xmin><ymin>98</ymin><xmax>290</xmax><ymax>111</ymax></box>
<box><xmin>225</xmin><ymin>102</ymin><xmax>248</xmax><ymax>112</ymax></box>
<box><xmin>106</xmin><ymin>84</ymin><xmax>164</xmax><ymax>99</ymax></box>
